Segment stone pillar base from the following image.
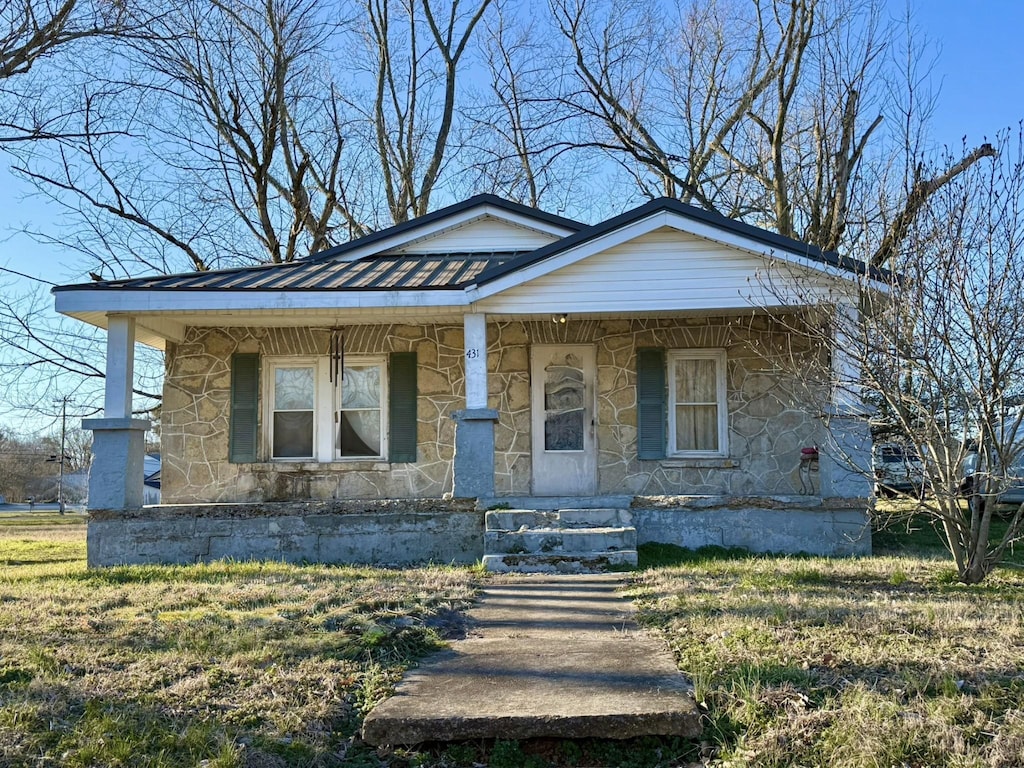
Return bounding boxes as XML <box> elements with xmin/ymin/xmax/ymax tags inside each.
<box><xmin>451</xmin><ymin>409</ymin><xmax>499</xmax><ymax>499</ymax></box>
<box><xmin>819</xmin><ymin>413</ymin><xmax>872</xmax><ymax>500</ymax></box>
<box><xmin>82</xmin><ymin>418</ymin><xmax>151</xmax><ymax>510</ymax></box>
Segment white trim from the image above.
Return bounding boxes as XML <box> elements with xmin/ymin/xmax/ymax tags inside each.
<box><xmin>264</xmin><ymin>355</ymin><xmax>389</xmax><ymax>463</ymax></box>
<box><xmin>667</xmin><ymin>349</ymin><xmax>729</xmax><ymax>458</ymax></box>
<box><xmin>54</xmin><ymin>288</ymin><xmax>469</xmax><ymax>315</ymax></box>
<box><xmin>467</xmin><ymin>210</ymin><xmax>879</xmax><ymax>302</ymax></box>
<box><xmin>325</xmin><ymin>206</ymin><xmax>578</xmax><ymax>262</ymax></box>
<box><xmin>265</xmin><ymin>358</ymin><xmax>319</xmax><ymax>461</ymax></box>
<box><xmin>335</xmin><ymin>356</ymin><xmax>388</xmax><ymax>461</ymax></box>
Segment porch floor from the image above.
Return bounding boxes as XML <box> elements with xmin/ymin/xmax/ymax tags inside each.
<box><xmin>360</xmin><ymin>573</ymin><xmax>701</xmax><ymax>745</ymax></box>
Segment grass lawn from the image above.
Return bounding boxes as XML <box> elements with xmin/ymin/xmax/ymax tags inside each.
<box><xmin>1</xmin><ymin>514</ymin><xmax>1023</xmax><ymax>767</ymax></box>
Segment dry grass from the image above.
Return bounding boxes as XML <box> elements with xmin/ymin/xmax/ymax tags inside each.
<box><xmin>628</xmin><ymin>544</ymin><xmax>1024</xmax><ymax>767</ymax></box>
<box><xmin>0</xmin><ymin>515</ymin><xmax>480</xmax><ymax>767</ymax></box>
<box><xmin>3</xmin><ymin>516</ymin><xmax>1024</xmax><ymax>767</ymax></box>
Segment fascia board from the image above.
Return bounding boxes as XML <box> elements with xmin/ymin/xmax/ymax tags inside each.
<box><xmin>54</xmin><ymin>288</ymin><xmax>470</xmax><ymax>315</ymax></box>
<box><xmin>467</xmin><ymin>210</ymin><xmax>886</xmax><ymax>302</ymax></box>
<box><xmin>323</xmin><ymin>206</ymin><xmax>579</xmax><ymax>263</ymax></box>
<box><xmin>658</xmin><ymin>212</ymin><xmax>887</xmax><ymax>291</ymax></box>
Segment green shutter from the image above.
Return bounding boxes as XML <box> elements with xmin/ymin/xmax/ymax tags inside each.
<box><xmin>637</xmin><ymin>347</ymin><xmax>666</xmax><ymax>460</ymax></box>
<box><xmin>229</xmin><ymin>353</ymin><xmax>260</xmax><ymax>463</ymax></box>
<box><xmin>389</xmin><ymin>352</ymin><xmax>418</xmax><ymax>462</ymax></box>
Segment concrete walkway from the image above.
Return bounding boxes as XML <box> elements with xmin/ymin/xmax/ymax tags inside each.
<box><xmin>361</xmin><ymin>573</ymin><xmax>702</xmax><ymax>745</ymax></box>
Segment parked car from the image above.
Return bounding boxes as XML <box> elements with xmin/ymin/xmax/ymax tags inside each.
<box><xmin>960</xmin><ymin>430</ymin><xmax>1024</xmax><ymax>507</ymax></box>
<box><xmin>872</xmin><ymin>442</ymin><xmax>925</xmax><ymax>498</ymax></box>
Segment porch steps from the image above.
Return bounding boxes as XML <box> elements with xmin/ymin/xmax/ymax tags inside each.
<box><xmin>482</xmin><ymin>508</ymin><xmax>638</xmax><ymax>573</ymax></box>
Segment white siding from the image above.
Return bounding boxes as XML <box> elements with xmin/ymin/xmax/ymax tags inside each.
<box><xmin>393</xmin><ymin>216</ymin><xmax>561</xmax><ymax>253</ymax></box>
<box><xmin>476</xmin><ymin>228</ymin><xmax>844</xmax><ymax>314</ymax></box>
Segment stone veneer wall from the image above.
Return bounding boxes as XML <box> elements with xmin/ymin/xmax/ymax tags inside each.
<box><xmin>162</xmin><ymin>317</ymin><xmax>822</xmax><ymax>503</ymax></box>
<box><xmin>487</xmin><ymin>317</ymin><xmax>822</xmax><ymax>497</ymax></box>
<box><xmin>162</xmin><ymin>325</ymin><xmax>465</xmax><ymax>503</ymax></box>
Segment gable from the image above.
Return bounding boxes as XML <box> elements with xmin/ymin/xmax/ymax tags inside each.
<box><xmin>474</xmin><ymin>227</ymin><xmax>844</xmax><ymax>315</ymax></box>
<box><xmin>389</xmin><ymin>215</ymin><xmax>565</xmax><ymax>254</ymax></box>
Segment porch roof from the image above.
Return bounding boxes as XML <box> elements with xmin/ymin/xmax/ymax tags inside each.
<box><xmin>52</xmin><ymin>194</ymin><xmax>889</xmax><ymax>348</ymax></box>
<box><xmin>55</xmin><ymin>251</ymin><xmax>523</xmax><ymax>292</ymax></box>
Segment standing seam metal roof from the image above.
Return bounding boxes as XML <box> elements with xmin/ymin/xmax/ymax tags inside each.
<box><xmin>56</xmin><ymin>252</ymin><xmax>525</xmax><ymax>292</ymax></box>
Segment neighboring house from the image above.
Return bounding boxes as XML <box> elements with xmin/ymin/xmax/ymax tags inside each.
<box><xmin>54</xmin><ymin>195</ymin><xmax>878</xmax><ymax>567</ymax></box>
<box><xmin>143</xmin><ymin>453</ymin><xmax>161</xmax><ymax>505</ymax></box>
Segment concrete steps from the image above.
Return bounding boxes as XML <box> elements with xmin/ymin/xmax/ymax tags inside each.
<box><xmin>483</xmin><ymin>508</ymin><xmax>638</xmax><ymax>573</ymax></box>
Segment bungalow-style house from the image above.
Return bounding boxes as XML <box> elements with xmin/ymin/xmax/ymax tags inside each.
<box><xmin>54</xmin><ymin>195</ymin><xmax>876</xmax><ymax>568</ymax></box>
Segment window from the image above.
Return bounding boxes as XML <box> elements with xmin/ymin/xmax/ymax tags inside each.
<box><xmin>667</xmin><ymin>349</ymin><xmax>728</xmax><ymax>457</ymax></box>
<box><xmin>271</xmin><ymin>364</ymin><xmax>316</xmax><ymax>459</ymax></box>
<box><xmin>265</xmin><ymin>356</ymin><xmax>388</xmax><ymax>462</ymax></box>
<box><xmin>337</xmin><ymin>361</ymin><xmax>385</xmax><ymax>458</ymax></box>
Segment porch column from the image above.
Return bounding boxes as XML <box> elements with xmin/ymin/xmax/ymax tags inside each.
<box><xmin>451</xmin><ymin>313</ymin><xmax>498</xmax><ymax>498</ymax></box>
<box><xmin>819</xmin><ymin>302</ymin><xmax>872</xmax><ymax>499</ymax></box>
<box><xmin>82</xmin><ymin>315</ymin><xmax>151</xmax><ymax>510</ymax></box>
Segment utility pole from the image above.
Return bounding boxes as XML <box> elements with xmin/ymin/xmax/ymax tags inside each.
<box><xmin>47</xmin><ymin>397</ymin><xmax>71</xmax><ymax>514</ymax></box>
<box><xmin>58</xmin><ymin>397</ymin><xmax>67</xmax><ymax>515</ymax></box>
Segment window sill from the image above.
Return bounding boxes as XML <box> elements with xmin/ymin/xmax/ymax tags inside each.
<box><xmin>246</xmin><ymin>461</ymin><xmax>391</xmax><ymax>472</ymax></box>
<box><xmin>660</xmin><ymin>457</ymin><xmax>739</xmax><ymax>469</ymax></box>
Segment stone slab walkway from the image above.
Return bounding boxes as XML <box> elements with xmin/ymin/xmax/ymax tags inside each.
<box><xmin>361</xmin><ymin>573</ymin><xmax>702</xmax><ymax>745</ymax></box>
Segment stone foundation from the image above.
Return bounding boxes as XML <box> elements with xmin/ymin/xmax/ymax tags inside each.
<box><xmin>86</xmin><ymin>500</ymin><xmax>484</xmax><ymax>567</ymax></box>
<box><xmin>631</xmin><ymin>496</ymin><xmax>870</xmax><ymax>556</ymax></box>
<box><xmin>85</xmin><ymin>496</ymin><xmax>869</xmax><ymax>567</ymax></box>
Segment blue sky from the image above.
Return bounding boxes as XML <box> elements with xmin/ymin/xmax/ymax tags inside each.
<box><xmin>1</xmin><ymin>0</ymin><xmax>1023</xmax><ymax>430</ymax></box>
<box><xmin>909</xmin><ymin>0</ymin><xmax>1024</xmax><ymax>147</ymax></box>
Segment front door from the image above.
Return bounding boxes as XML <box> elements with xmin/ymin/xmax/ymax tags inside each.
<box><xmin>530</xmin><ymin>345</ymin><xmax>597</xmax><ymax>495</ymax></box>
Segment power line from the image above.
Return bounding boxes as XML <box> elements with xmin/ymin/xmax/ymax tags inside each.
<box><xmin>0</xmin><ymin>265</ymin><xmax>57</xmax><ymax>286</ymax></box>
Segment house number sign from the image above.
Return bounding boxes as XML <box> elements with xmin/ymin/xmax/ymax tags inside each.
<box><xmin>465</xmin><ymin>348</ymin><xmax>481</xmax><ymax>360</ymax></box>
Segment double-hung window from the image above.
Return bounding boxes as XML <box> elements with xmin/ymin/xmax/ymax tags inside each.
<box><xmin>271</xmin><ymin>364</ymin><xmax>317</xmax><ymax>459</ymax></box>
<box><xmin>667</xmin><ymin>349</ymin><xmax>728</xmax><ymax>457</ymax></box>
<box><xmin>336</xmin><ymin>361</ymin><xmax>385</xmax><ymax>458</ymax></box>
<box><xmin>266</xmin><ymin>356</ymin><xmax>387</xmax><ymax>462</ymax></box>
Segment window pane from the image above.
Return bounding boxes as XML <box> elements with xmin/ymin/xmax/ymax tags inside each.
<box><xmin>545</xmin><ymin>365</ymin><xmax>584</xmax><ymax>410</ymax></box>
<box><xmin>544</xmin><ymin>363</ymin><xmax>585</xmax><ymax>451</ymax></box>
<box><xmin>341</xmin><ymin>365</ymin><xmax>382</xmax><ymax>408</ymax></box>
<box><xmin>273</xmin><ymin>411</ymin><xmax>314</xmax><ymax>457</ymax></box>
<box><xmin>339</xmin><ymin>410</ymin><xmax>381</xmax><ymax>456</ymax></box>
<box><xmin>545</xmin><ymin>409</ymin><xmax>584</xmax><ymax>451</ymax></box>
<box><xmin>275</xmin><ymin>367</ymin><xmax>315</xmax><ymax>410</ymax></box>
<box><xmin>675</xmin><ymin>405</ymin><xmax>718</xmax><ymax>452</ymax></box>
<box><xmin>675</xmin><ymin>358</ymin><xmax>716</xmax><ymax>402</ymax></box>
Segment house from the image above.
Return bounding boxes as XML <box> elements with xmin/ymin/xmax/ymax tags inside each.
<box><xmin>54</xmin><ymin>195</ymin><xmax>877</xmax><ymax>568</ymax></box>
<box><xmin>143</xmin><ymin>453</ymin><xmax>161</xmax><ymax>505</ymax></box>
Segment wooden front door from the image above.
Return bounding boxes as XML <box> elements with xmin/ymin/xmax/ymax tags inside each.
<box><xmin>530</xmin><ymin>345</ymin><xmax>597</xmax><ymax>495</ymax></box>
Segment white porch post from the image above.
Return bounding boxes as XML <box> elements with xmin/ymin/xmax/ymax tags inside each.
<box><xmin>104</xmin><ymin>316</ymin><xmax>137</xmax><ymax>418</ymax></box>
<box><xmin>819</xmin><ymin>302</ymin><xmax>872</xmax><ymax>500</ymax></box>
<box><xmin>831</xmin><ymin>303</ymin><xmax>862</xmax><ymax>414</ymax></box>
<box><xmin>451</xmin><ymin>312</ymin><xmax>499</xmax><ymax>499</ymax></box>
<box><xmin>82</xmin><ymin>314</ymin><xmax>151</xmax><ymax>513</ymax></box>
<box><xmin>464</xmin><ymin>312</ymin><xmax>488</xmax><ymax>409</ymax></box>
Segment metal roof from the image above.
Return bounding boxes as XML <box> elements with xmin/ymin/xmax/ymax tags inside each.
<box><xmin>301</xmin><ymin>193</ymin><xmax>584</xmax><ymax>263</ymax></box>
<box><xmin>475</xmin><ymin>197</ymin><xmax>888</xmax><ymax>286</ymax></box>
<box><xmin>58</xmin><ymin>252</ymin><xmax>523</xmax><ymax>292</ymax></box>
<box><xmin>53</xmin><ymin>195</ymin><xmax>887</xmax><ymax>298</ymax></box>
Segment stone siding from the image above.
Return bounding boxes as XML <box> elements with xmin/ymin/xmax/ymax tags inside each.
<box><xmin>163</xmin><ymin>317</ymin><xmax>822</xmax><ymax>502</ymax></box>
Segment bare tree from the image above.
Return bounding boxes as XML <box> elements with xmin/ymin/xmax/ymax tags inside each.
<box><xmin>547</xmin><ymin>0</ymin><xmax>996</xmax><ymax>261</ymax></box>
<box><xmin>0</xmin><ymin>0</ymin><xmax>140</xmax><ymax>143</ymax></box>
<box><xmin>13</xmin><ymin>0</ymin><xmax>373</xmax><ymax>276</ymax></box>
<box><xmin>353</xmin><ymin>0</ymin><xmax>494</xmax><ymax>223</ymax></box>
<box><xmin>463</xmin><ymin>0</ymin><xmax>596</xmax><ymax>214</ymax></box>
<box><xmin>760</xmin><ymin>133</ymin><xmax>1024</xmax><ymax>584</ymax></box>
